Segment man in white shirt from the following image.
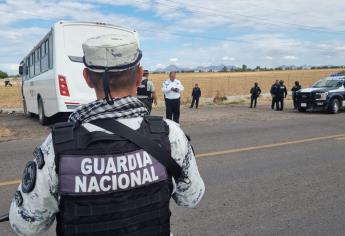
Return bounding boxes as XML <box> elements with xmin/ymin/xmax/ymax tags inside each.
<box><xmin>162</xmin><ymin>71</ymin><xmax>184</xmax><ymax>123</ymax></box>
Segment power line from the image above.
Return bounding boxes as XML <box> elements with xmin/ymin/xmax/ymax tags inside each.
<box><xmin>0</xmin><ymin>5</ymin><xmax>341</xmax><ymax>53</ymax></box>
<box><xmin>157</xmin><ymin>0</ymin><xmax>345</xmax><ymax>35</ymax></box>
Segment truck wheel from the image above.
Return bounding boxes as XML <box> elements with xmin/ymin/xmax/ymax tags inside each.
<box><xmin>23</xmin><ymin>98</ymin><xmax>33</xmax><ymax>118</ymax></box>
<box><xmin>38</xmin><ymin>97</ymin><xmax>49</xmax><ymax>125</ymax></box>
<box><xmin>328</xmin><ymin>99</ymin><xmax>340</xmax><ymax>114</ymax></box>
<box><xmin>298</xmin><ymin>107</ymin><xmax>306</xmax><ymax>112</ymax></box>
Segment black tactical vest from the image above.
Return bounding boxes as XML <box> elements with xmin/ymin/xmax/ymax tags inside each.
<box><xmin>137</xmin><ymin>79</ymin><xmax>152</xmax><ymax>98</ymax></box>
<box><xmin>52</xmin><ymin>116</ymin><xmax>180</xmax><ymax>236</ymax></box>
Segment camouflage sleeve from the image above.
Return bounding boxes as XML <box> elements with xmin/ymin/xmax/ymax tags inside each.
<box><xmin>9</xmin><ymin>134</ymin><xmax>59</xmax><ymax>236</ymax></box>
<box><xmin>148</xmin><ymin>80</ymin><xmax>155</xmax><ymax>92</ymax></box>
<box><xmin>165</xmin><ymin>120</ymin><xmax>205</xmax><ymax>208</ymax></box>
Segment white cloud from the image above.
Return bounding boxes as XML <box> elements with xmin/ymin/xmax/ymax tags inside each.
<box><xmin>283</xmin><ymin>55</ymin><xmax>297</xmax><ymax>60</ymax></box>
<box><xmin>222</xmin><ymin>56</ymin><xmax>235</xmax><ymax>61</ymax></box>
<box><xmin>169</xmin><ymin>58</ymin><xmax>179</xmax><ymax>62</ymax></box>
<box><xmin>2</xmin><ymin>0</ymin><xmax>345</xmax><ymax>74</ymax></box>
<box><xmin>155</xmin><ymin>63</ymin><xmax>165</xmax><ymax>68</ymax></box>
<box><xmin>0</xmin><ymin>63</ymin><xmax>19</xmax><ymax>73</ymax></box>
<box><xmin>335</xmin><ymin>46</ymin><xmax>345</xmax><ymax>52</ymax></box>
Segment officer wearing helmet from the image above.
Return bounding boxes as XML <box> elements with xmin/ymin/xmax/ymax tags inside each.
<box><xmin>137</xmin><ymin>69</ymin><xmax>157</xmax><ymax>113</ymax></box>
<box><xmin>9</xmin><ymin>32</ymin><xmax>205</xmax><ymax>236</ymax></box>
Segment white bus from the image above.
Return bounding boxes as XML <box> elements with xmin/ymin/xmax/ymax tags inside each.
<box><xmin>19</xmin><ymin>21</ymin><xmax>139</xmax><ymax>124</ymax></box>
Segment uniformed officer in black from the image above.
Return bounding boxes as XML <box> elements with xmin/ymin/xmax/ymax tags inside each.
<box><xmin>190</xmin><ymin>83</ymin><xmax>201</xmax><ymax>109</ymax></box>
<box><xmin>291</xmin><ymin>81</ymin><xmax>302</xmax><ymax>109</ymax></box>
<box><xmin>270</xmin><ymin>80</ymin><xmax>280</xmax><ymax>109</ymax></box>
<box><xmin>9</xmin><ymin>32</ymin><xmax>204</xmax><ymax>236</ymax></box>
<box><xmin>137</xmin><ymin>69</ymin><xmax>157</xmax><ymax>113</ymax></box>
<box><xmin>249</xmin><ymin>82</ymin><xmax>262</xmax><ymax>108</ymax></box>
<box><xmin>276</xmin><ymin>80</ymin><xmax>288</xmax><ymax>110</ymax></box>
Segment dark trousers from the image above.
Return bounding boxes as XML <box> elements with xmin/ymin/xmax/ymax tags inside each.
<box><xmin>271</xmin><ymin>96</ymin><xmax>276</xmax><ymax>109</ymax></box>
<box><xmin>165</xmin><ymin>98</ymin><xmax>180</xmax><ymax>123</ymax></box>
<box><xmin>190</xmin><ymin>97</ymin><xmax>200</xmax><ymax>108</ymax></box>
<box><xmin>292</xmin><ymin>94</ymin><xmax>297</xmax><ymax>109</ymax></box>
<box><xmin>276</xmin><ymin>98</ymin><xmax>284</xmax><ymax>110</ymax></box>
<box><xmin>250</xmin><ymin>96</ymin><xmax>258</xmax><ymax>108</ymax></box>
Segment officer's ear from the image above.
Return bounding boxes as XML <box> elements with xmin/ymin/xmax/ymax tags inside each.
<box><xmin>83</xmin><ymin>68</ymin><xmax>95</xmax><ymax>89</ymax></box>
<box><xmin>135</xmin><ymin>66</ymin><xmax>143</xmax><ymax>87</ymax></box>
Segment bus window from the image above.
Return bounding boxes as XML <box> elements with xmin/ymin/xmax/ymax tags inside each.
<box><xmin>41</xmin><ymin>40</ymin><xmax>49</xmax><ymax>72</ymax></box>
<box><xmin>49</xmin><ymin>33</ymin><xmax>53</xmax><ymax>69</ymax></box>
<box><xmin>30</xmin><ymin>53</ymin><xmax>34</xmax><ymax>78</ymax></box>
<box><xmin>26</xmin><ymin>58</ymin><xmax>29</xmax><ymax>80</ymax></box>
<box><xmin>35</xmin><ymin>48</ymin><xmax>41</xmax><ymax>76</ymax></box>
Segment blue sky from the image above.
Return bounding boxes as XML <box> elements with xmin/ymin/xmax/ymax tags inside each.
<box><xmin>1</xmin><ymin>0</ymin><xmax>345</xmax><ymax>74</ymax></box>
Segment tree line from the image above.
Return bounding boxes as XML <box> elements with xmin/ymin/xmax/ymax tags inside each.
<box><xmin>0</xmin><ymin>70</ymin><xmax>8</xmax><ymax>79</ymax></box>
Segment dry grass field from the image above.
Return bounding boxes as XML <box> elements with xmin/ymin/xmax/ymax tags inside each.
<box><xmin>0</xmin><ymin>81</ymin><xmax>22</xmax><ymax>109</ymax></box>
<box><xmin>150</xmin><ymin>69</ymin><xmax>340</xmax><ymax>103</ymax></box>
<box><xmin>0</xmin><ymin>69</ymin><xmax>340</xmax><ymax>109</ymax></box>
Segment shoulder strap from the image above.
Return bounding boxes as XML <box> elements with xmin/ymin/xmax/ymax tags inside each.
<box><xmin>90</xmin><ymin>118</ymin><xmax>182</xmax><ymax>181</ymax></box>
<box><xmin>142</xmin><ymin>79</ymin><xmax>148</xmax><ymax>86</ymax></box>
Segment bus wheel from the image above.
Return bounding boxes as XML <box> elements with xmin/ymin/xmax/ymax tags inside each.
<box><xmin>23</xmin><ymin>98</ymin><xmax>33</xmax><ymax>118</ymax></box>
<box><xmin>38</xmin><ymin>97</ymin><xmax>49</xmax><ymax>125</ymax></box>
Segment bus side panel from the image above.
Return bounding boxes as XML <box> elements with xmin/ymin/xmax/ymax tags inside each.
<box><xmin>23</xmin><ymin>79</ymin><xmax>38</xmax><ymax>114</ymax></box>
<box><xmin>37</xmin><ymin>69</ymin><xmax>57</xmax><ymax>117</ymax></box>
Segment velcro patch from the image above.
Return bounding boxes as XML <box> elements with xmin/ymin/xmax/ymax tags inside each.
<box><xmin>59</xmin><ymin>149</ymin><xmax>168</xmax><ymax>195</ymax></box>
<box><xmin>33</xmin><ymin>147</ymin><xmax>45</xmax><ymax>169</ymax></box>
<box><xmin>15</xmin><ymin>191</ymin><xmax>23</xmax><ymax>207</ymax></box>
<box><xmin>21</xmin><ymin>161</ymin><xmax>37</xmax><ymax>193</ymax></box>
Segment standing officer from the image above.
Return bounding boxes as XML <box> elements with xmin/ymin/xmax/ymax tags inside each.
<box><xmin>137</xmin><ymin>69</ymin><xmax>157</xmax><ymax>113</ymax></box>
<box><xmin>291</xmin><ymin>81</ymin><xmax>301</xmax><ymax>109</ymax></box>
<box><xmin>190</xmin><ymin>83</ymin><xmax>201</xmax><ymax>109</ymax></box>
<box><xmin>249</xmin><ymin>82</ymin><xmax>261</xmax><ymax>108</ymax></box>
<box><xmin>9</xmin><ymin>33</ymin><xmax>204</xmax><ymax>236</ymax></box>
<box><xmin>162</xmin><ymin>71</ymin><xmax>184</xmax><ymax>123</ymax></box>
<box><xmin>270</xmin><ymin>80</ymin><xmax>279</xmax><ymax>109</ymax></box>
<box><xmin>276</xmin><ymin>80</ymin><xmax>288</xmax><ymax>110</ymax></box>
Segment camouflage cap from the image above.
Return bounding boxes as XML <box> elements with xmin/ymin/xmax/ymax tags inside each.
<box><xmin>81</xmin><ymin>33</ymin><xmax>142</xmax><ymax>73</ymax></box>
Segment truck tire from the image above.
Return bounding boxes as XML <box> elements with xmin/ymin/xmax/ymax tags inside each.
<box><xmin>298</xmin><ymin>107</ymin><xmax>306</xmax><ymax>112</ymax></box>
<box><xmin>38</xmin><ymin>97</ymin><xmax>49</xmax><ymax>125</ymax></box>
<box><xmin>328</xmin><ymin>98</ymin><xmax>340</xmax><ymax>114</ymax></box>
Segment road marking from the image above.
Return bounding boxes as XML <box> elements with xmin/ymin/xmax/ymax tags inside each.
<box><xmin>1</xmin><ymin>133</ymin><xmax>345</xmax><ymax>187</ymax></box>
<box><xmin>334</xmin><ymin>136</ymin><xmax>345</xmax><ymax>141</ymax></box>
<box><xmin>196</xmin><ymin>133</ymin><xmax>345</xmax><ymax>158</ymax></box>
<box><xmin>0</xmin><ymin>179</ymin><xmax>20</xmax><ymax>187</ymax></box>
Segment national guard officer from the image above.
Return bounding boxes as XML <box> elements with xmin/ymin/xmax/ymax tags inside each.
<box><xmin>190</xmin><ymin>83</ymin><xmax>201</xmax><ymax>109</ymax></box>
<box><xmin>249</xmin><ymin>82</ymin><xmax>261</xmax><ymax>108</ymax></box>
<box><xmin>137</xmin><ymin>69</ymin><xmax>157</xmax><ymax>113</ymax></box>
<box><xmin>9</xmin><ymin>33</ymin><xmax>205</xmax><ymax>236</ymax></box>
<box><xmin>291</xmin><ymin>81</ymin><xmax>302</xmax><ymax>109</ymax></box>
<box><xmin>270</xmin><ymin>80</ymin><xmax>279</xmax><ymax>109</ymax></box>
<box><xmin>276</xmin><ymin>80</ymin><xmax>288</xmax><ymax>110</ymax></box>
<box><xmin>162</xmin><ymin>71</ymin><xmax>184</xmax><ymax>123</ymax></box>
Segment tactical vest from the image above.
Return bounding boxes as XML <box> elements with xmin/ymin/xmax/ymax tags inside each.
<box><xmin>52</xmin><ymin>116</ymin><xmax>181</xmax><ymax>236</ymax></box>
<box><xmin>137</xmin><ymin>79</ymin><xmax>152</xmax><ymax>98</ymax></box>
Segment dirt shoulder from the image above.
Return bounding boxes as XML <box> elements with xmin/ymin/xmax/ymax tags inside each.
<box><xmin>0</xmin><ymin>101</ymin><xmax>325</xmax><ymax>143</ymax></box>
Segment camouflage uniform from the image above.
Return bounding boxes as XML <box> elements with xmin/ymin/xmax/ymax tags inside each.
<box><xmin>9</xmin><ymin>97</ymin><xmax>205</xmax><ymax>236</ymax></box>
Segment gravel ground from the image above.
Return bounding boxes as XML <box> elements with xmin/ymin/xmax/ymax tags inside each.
<box><xmin>0</xmin><ymin>100</ymin><xmax>330</xmax><ymax>142</ymax></box>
